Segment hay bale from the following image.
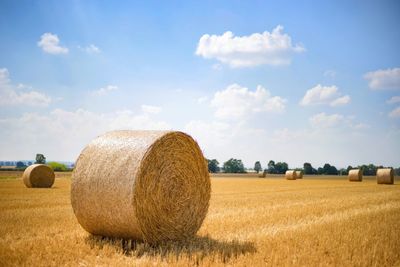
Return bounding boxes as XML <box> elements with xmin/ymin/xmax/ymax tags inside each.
<box><xmin>71</xmin><ymin>130</ymin><xmax>211</xmax><ymax>244</ymax></box>
<box><xmin>285</xmin><ymin>170</ymin><xmax>297</xmax><ymax>180</ymax></box>
<box><xmin>348</xmin><ymin>169</ymin><xmax>362</xmax><ymax>182</ymax></box>
<box><xmin>295</xmin><ymin>170</ymin><xmax>303</xmax><ymax>179</ymax></box>
<box><xmin>377</xmin><ymin>168</ymin><xmax>394</xmax><ymax>184</ymax></box>
<box><xmin>258</xmin><ymin>171</ymin><xmax>266</xmax><ymax>178</ymax></box>
<box><xmin>22</xmin><ymin>164</ymin><xmax>55</xmax><ymax>188</ymax></box>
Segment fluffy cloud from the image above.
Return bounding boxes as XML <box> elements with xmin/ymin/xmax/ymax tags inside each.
<box><xmin>309</xmin><ymin>112</ymin><xmax>345</xmax><ymax>128</ymax></box>
<box><xmin>300</xmin><ymin>84</ymin><xmax>350</xmax><ymax>107</ymax></box>
<box><xmin>387</xmin><ymin>96</ymin><xmax>400</xmax><ymax>104</ymax></box>
<box><xmin>330</xmin><ymin>95</ymin><xmax>351</xmax><ymax>107</ymax></box>
<box><xmin>389</xmin><ymin>107</ymin><xmax>400</xmax><ymax>118</ymax></box>
<box><xmin>211</xmin><ymin>84</ymin><xmax>286</xmax><ymax>120</ymax></box>
<box><xmin>196</xmin><ymin>25</ymin><xmax>304</xmax><ymax>68</ymax></box>
<box><xmin>141</xmin><ymin>104</ymin><xmax>161</xmax><ymax>114</ymax></box>
<box><xmin>91</xmin><ymin>85</ymin><xmax>118</xmax><ymax>96</ymax></box>
<box><xmin>0</xmin><ymin>108</ymin><xmax>170</xmax><ymax>160</ymax></box>
<box><xmin>37</xmin><ymin>33</ymin><xmax>69</xmax><ymax>54</ymax></box>
<box><xmin>364</xmin><ymin>68</ymin><xmax>400</xmax><ymax>90</ymax></box>
<box><xmin>0</xmin><ymin>68</ymin><xmax>51</xmax><ymax>107</ymax></box>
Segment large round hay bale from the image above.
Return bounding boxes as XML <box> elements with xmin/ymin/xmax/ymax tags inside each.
<box><xmin>348</xmin><ymin>169</ymin><xmax>362</xmax><ymax>182</ymax></box>
<box><xmin>285</xmin><ymin>170</ymin><xmax>297</xmax><ymax>180</ymax></box>
<box><xmin>71</xmin><ymin>130</ymin><xmax>211</xmax><ymax>244</ymax></box>
<box><xmin>295</xmin><ymin>170</ymin><xmax>303</xmax><ymax>179</ymax></box>
<box><xmin>22</xmin><ymin>164</ymin><xmax>55</xmax><ymax>188</ymax></box>
<box><xmin>377</xmin><ymin>168</ymin><xmax>394</xmax><ymax>184</ymax></box>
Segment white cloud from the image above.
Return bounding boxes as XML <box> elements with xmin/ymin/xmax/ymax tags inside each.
<box><xmin>300</xmin><ymin>84</ymin><xmax>350</xmax><ymax>107</ymax></box>
<box><xmin>79</xmin><ymin>44</ymin><xmax>101</xmax><ymax>54</ymax></box>
<box><xmin>389</xmin><ymin>107</ymin><xmax>400</xmax><ymax>118</ymax></box>
<box><xmin>309</xmin><ymin>113</ymin><xmax>345</xmax><ymax>128</ymax></box>
<box><xmin>387</xmin><ymin>96</ymin><xmax>400</xmax><ymax>104</ymax></box>
<box><xmin>141</xmin><ymin>104</ymin><xmax>161</xmax><ymax>114</ymax></box>
<box><xmin>196</xmin><ymin>25</ymin><xmax>304</xmax><ymax>68</ymax></box>
<box><xmin>0</xmin><ymin>68</ymin><xmax>51</xmax><ymax>107</ymax></box>
<box><xmin>91</xmin><ymin>85</ymin><xmax>118</xmax><ymax>96</ymax></box>
<box><xmin>211</xmin><ymin>84</ymin><xmax>286</xmax><ymax>120</ymax></box>
<box><xmin>330</xmin><ymin>95</ymin><xmax>351</xmax><ymax>107</ymax></box>
<box><xmin>0</xmin><ymin>108</ymin><xmax>170</xmax><ymax>160</ymax></box>
<box><xmin>37</xmin><ymin>33</ymin><xmax>68</xmax><ymax>54</ymax></box>
<box><xmin>364</xmin><ymin>68</ymin><xmax>400</xmax><ymax>90</ymax></box>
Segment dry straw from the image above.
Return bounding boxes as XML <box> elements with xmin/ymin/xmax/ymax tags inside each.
<box><xmin>377</xmin><ymin>168</ymin><xmax>394</xmax><ymax>184</ymax></box>
<box><xmin>22</xmin><ymin>164</ymin><xmax>55</xmax><ymax>188</ymax></box>
<box><xmin>348</xmin><ymin>169</ymin><xmax>362</xmax><ymax>182</ymax></box>
<box><xmin>71</xmin><ymin>130</ymin><xmax>211</xmax><ymax>244</ymax></box>
<box><xmin>295</xmin><ymin>170</ymin><xmax>303</xmax><ymax>179</ymax></box>
<box><xmin>285</xmin><ymin>170</ymin><xmax>297</xmax><ymax>180</ymax></box>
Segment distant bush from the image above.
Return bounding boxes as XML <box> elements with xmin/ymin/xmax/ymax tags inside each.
<box><xmin>47</xmin><ymin>162</ymin><xmax>68</xmax><ymax>172</ymax></box>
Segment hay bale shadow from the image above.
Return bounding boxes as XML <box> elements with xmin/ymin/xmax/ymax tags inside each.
<box><xmin>85</xmin><ymin>235</ymin><xmax>256</xmax><ymax>263</ymax></box>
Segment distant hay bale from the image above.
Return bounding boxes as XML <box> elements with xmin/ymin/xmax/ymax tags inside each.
<box><xmin>22</xmin><ymin>164</ymin><xmax>55</xmax><ymax>188</ymax></box>
<box><xmin>71</xmin><ymin>130</ymin><xmax>211</xmax><ymax>244</ymax></box>
<box><xmin>348</xmin><ymin>169</ymin><xmax>362</xmax><ymax>182</ymax></box>
<box><xmin>285</xmin><ymin>170</ymin><xmax>297</xmax><ymax>180</ymax></box>
<box><xmin>258</xmin><ymin>171</ymin><xmax>266</xmax><ymax>178</ymax></box>
<box><xmin>295</xmin><ymin>170</ymin><xmax>303</xmax><ymax>179</ymax></box>
<box><xmin>377</xmin><ymin>168</ymin><xmax>394</xmax><ymax>185</ymax></box>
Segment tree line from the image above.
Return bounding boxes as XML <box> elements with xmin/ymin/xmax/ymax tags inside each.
<box><xmin>6</xmin><ymin>154</ymin><xmax>71</xmax><ymax>172</ymax></box>
<box><xmin>207</xmin><ymin>158</ymin><xmax>400</xmax><ymax>176</ymax></box>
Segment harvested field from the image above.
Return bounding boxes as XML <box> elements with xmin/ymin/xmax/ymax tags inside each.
<box><xmin>0</xmin><ymin>172</ymin><xmax>399</xmax><ymax>266</ymax></box>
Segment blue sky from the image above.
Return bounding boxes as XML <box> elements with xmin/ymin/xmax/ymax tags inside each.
<box><xmin>0</xmin><ymin>0</ymin><xmax>399</xmax><ymax>168</ymax></box>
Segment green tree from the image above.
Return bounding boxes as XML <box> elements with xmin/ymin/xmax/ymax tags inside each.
<box><xmin>47</xmin><ymin>162</ymin><xmax>68</xmax><ymax>171</ymax></box>
<box><xmin>323</xmin><ymin>163</ymin><xmax>331</xmax><ymax>174</ymax></box>
<box><xmin>16</xmin><ymin>161</ymin><xmax>26</xmax><ymax>168</ymax></box>
<box><xmin>359</xmin><ymin>164</ymin><xmax>378</xmax><ymax>176</ymax></box>
<box><xmin>223</xmin><ymin>158</ymin><xmax>245</xmax><ymax>173</ymax></box>
<box><xmin>254</xmin><ymin>161</ymin><xmax>262</xmax><ymax>173</ymax></box>
<box><xmin>328</xmin><ymin>165</ymin><xmax>338</xmax><ymax>175</ymax></box>
<box><xmin>207</xmin><ymin>159</ymin><xmax>220</xmax><ymax>173</ymax></box>
<box><xmin>320</xmin><ymin>163</ymin><xmax>338</xmax><ymax>175</ymax></box>
<box><xmin>303</xmin><ymin>162</ymin><xmax>313</xmax><ymax>175</ymax></box>
<box><xmin>35</xmin><ymin>154</ymin><xmax>46</xmax><ymax>164</ymax></box>
<box><xmin>267</xmin><ymin>160</ymin><xmax>276</xmax><ymax>174</ymax></box>
<box><xmin>275</xmin><ymin>162</ymin><xmax>288</xmax><ymax>174</ymax></box>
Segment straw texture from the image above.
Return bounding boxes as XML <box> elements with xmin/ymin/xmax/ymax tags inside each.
<box><xmin>348</xmin><ymin>169</ymin><xmax>362</xmax><ymax>182</ymax></box>
<box><xmin>71</xmin><ymin>130</ymin><xmax>211</xmax><ymax>244</ymax></box>
<box><xmin>377</xmin><ymin>168</ymin><xmax>394</xmax><ymax>184</ymax></box>
<box><xmin>22</xmin><ymin>164</ymin><xmax>55</xmax><ymax>188</ymax></box>
<box><xmin>285</xmin><ymin>170</ymin><xmax>297</xmax><ymax>180</ymax></box>
<box><xmin>295</xmin><ymin>170</ymin><xmax>303</xmax><ymax>179</ymax></box>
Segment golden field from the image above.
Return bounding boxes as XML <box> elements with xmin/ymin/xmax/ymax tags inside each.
<box><xmin>0</xmin><ymin>172</ymin><xmax>399</xmax><ymax>266</ymax></box>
